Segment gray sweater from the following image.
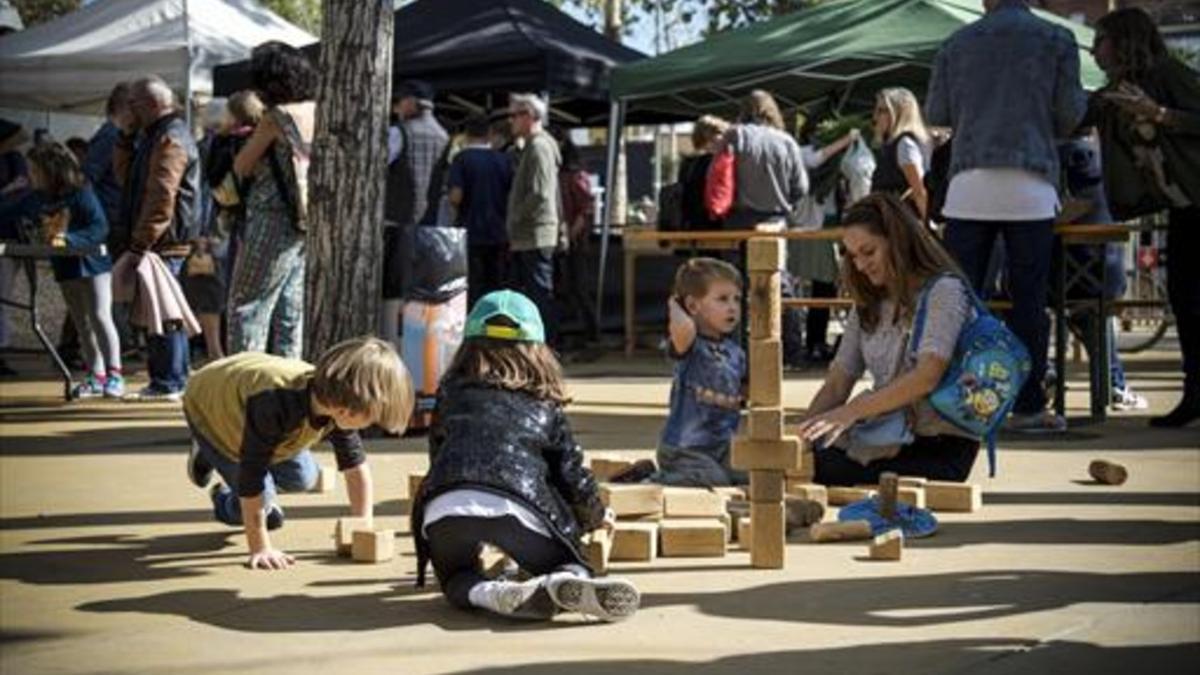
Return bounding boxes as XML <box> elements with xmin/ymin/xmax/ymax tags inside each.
<box><xmin>506</xmin><ymin>130</ymin><xmax>562</xmax><ymax>251</ymax></box>
<box><xmin>728</xmin><ymin>123</ymin><xmax>808</xmax><ymax>228</ymax></box>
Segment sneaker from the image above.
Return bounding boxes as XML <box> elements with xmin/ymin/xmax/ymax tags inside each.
<box><xmin>103</xmin><ymin>373</ymin><xmax>125</xmax><ymax>399</ymax></box>
<box><xmin>1111</xmin><ymin>386</ymin><xmax>1149</xmax><ymax>412</ymax></box>
<box><xmin>122</xmin><ymin>386</ymin><xmax>183</xmax><ymax>403</ymax></box>
<box><xmin>1006</xmin><ymin>411</ymin><xmax>1067</xmax><ymax>434</ymax></box>
<box><xmin>265</xmin><ymin>503</ymin><xmax>285</xmax><ymax>531</ymax></box>
<box><xmin>1149</xmin><ymin>394</ymin><xmax>1200</xmax><ymax>429</ymax></box>
<box><xmin>476</xmin><ymin>578</ymin><xmax>557</xmax><ymax>620</ymax></box>
<box><xmin>186</xmin><ymin>441</ymin><xmax>213</xmax><ymax>488</ymax></box>
<box><xmin>545</xmin><ymin>573</ymin><xmax>640</xmax><ymax>622</ymax></box>
<box><xmin>71</xmin><ymin>374</ymin><xmax>104</xmax><ymax>399</ymax></box>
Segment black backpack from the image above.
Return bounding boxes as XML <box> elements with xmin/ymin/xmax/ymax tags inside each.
<box><xmin>385</xmin><ymin>123</ymin><xmax>417</xmax><ymax>225</ymax></box>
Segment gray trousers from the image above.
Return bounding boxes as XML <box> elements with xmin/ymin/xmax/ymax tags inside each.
<box><xmin>654</xmin><ymin>441</ymin><xmax>747</xmax><ymax>487</ymax></box>
<box><xmin>60</xmin><ymin>273</ymin><xmax>121</xmax><ymax>376</ymax></box>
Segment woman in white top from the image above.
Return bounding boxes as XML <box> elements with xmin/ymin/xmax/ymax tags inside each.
<box><xmin>870</xmin><ymin>87</ymin><xmax>932</xmax><ymax>221</ymax></box>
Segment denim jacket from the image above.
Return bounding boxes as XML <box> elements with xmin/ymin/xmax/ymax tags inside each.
<box><xmin>925</xmin><ymin>0</ymin><xmax>1087</xmax><ymax>185</ymax></box>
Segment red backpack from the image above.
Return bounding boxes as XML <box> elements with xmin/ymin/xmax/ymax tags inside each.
<box><xmin>704</xmin><ymin>147</ymin><xmax>736</xmax><ymax>220</ymax></box>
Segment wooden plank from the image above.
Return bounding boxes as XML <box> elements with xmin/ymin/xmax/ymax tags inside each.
<box><xmin>924</xmin><ymin>481</ymin><xmax>982</xmax><ymax>512</ymax></box>
<box><xmin>748</xmin><ymin>407</ymin><xmax>785</xmax><ymax>440</ymax></box>
<box><xmin>749</xmin><ymin>502</ymin><xmax>785</xmax><ymax>568</ymax></box>
<box><xmin>611</xmin><ymin>522</ymin><xmax>658</xmax><ymax>562</ymax></box>
<box><xmin>879</xmin><ymin>472</ymin><xmax>899</xmax><ymax>520</ymax></box>
<box><xmin>868</xmin><ymin>529</ymin><xmax>903</xmax><ymax>561</ymax></box>
<box><xmin>898</xmin><ymin>486</ymin><xmax>926</xmax><ymax>509</ymax></box>
<box><xmin>590</xmin><ymin>457</ymin><xmax>637</xmax><ymax>482</ymax></box>
<box><xmin>584</xmin><ymin>529</ymin><xmax>613</xmax><ymax>574</ymax></box>
<box><xmin>748</xmin><ymin>339</ymin><xmax>783</xmax><ymax>407</ymax></box>
<box><xmin>748</xmin><ymin>271</ymin><xmax>782</xmax><ymax>340</ymax></box>
<box><xmin>827</xmin><ymin>486</ymin><xmax>876</xmax><ymax>506</ymax></box>
<box><xmin>351</xmin><ymin>529</ymin><xmax>395</xmax><ymax>563</ymax></box>
<box><xmin>786</xmin><ymin>483</ymin><xmax>828</xmax><ymax>507</ymax></box>
<box><xmin>731</xmin><ymin>435</ymin><xmax>803</xmax><ymax>471</ymax></box>
<box><xmin>748</xmin><ymin>470</ymin><xmax>784</xmax><ymax>502</ymax></box>
<box><xmin>334</xmin><ymin>517</ymin><xmax>372</xmax><ymax>556</ymax></box>
<box><xmin>600</xmin><ymin>484</ymin><xmax>665</xmax><ymax>517</ymax></box>
<box><xmin>659</xmin><ymin>519</ymin><xmax>727</xmax><ymax>557</ymax></box>
<box><xmin>662</xmin><ymin>487</ymin><xmax>728</xmax><ymax>517</ymax></box>
<box><xmin>809</xmin><ymin>520</ymin><xmax>872</xmax><ymax>543</ymax></box>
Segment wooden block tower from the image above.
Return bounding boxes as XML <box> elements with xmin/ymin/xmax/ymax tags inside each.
<box><xmin>730</xmin><ymin>237</ymin><xmax>810</xmax><ymax>569</ymax></box>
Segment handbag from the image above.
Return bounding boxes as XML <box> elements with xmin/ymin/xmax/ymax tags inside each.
<box><xmin>704</xmin><ymin>146</ymin><xmax>735</xmax><ymax>220</ymax></box>
<box><xmin>911</xmin><ymin>274</ymin><xmax>1032</xmax><ymax>476</ymax></box>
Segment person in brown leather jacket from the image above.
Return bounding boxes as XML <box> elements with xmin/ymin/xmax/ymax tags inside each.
<box><xmin>113</xmin><ymin>75</ymin><xmax>200</xmax><ymax>402</ymax></box>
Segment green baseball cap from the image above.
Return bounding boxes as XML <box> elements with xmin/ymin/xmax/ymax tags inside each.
<box><xmin>464</xmin><ymin>290</ymin><xmax>545</xmax><ymax>343</ymax></box>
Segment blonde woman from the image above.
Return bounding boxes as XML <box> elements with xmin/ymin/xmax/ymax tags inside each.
<box><xmin>871</xmin><ymin>87</ymin><xmax>932</xmax><ymax>220</ymax></box>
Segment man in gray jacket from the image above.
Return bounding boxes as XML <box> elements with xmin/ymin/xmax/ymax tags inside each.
<box><xmin>925</xmin><ymin>0</ymin><xmax>1086</xmax><ymax>432</ymax></box>
<box><xmin>506</xmin><ymin>93</ymin><xmax>561</xmax><ymax>344</ymax></box>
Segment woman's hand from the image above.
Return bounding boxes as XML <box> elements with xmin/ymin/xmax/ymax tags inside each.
<box><xmin>1104</xmin><ymin>82</ymin><xmax>1164</xmax><ymax>121</ymax></box>
<box><xmin>796</xmin><ymin>404</ymin><xmax>861</xmax><ymax>447</ymax></box>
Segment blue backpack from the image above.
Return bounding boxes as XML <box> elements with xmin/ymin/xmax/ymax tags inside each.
<box><xmin>911</xmin><ymin>274</ymin><xmax>1032</xmax><ymax>476</ymax></box>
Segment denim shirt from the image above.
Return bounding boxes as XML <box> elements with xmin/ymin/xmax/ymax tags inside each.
<box><xmin>660</xmin><ymin>335</ymin><xmax>746</xmax><ymax>450</ymax></box>
<box><xmin>925</xmin><ymin>0</ymin><xmax>1087</xmax><ymax>185</ymax></box>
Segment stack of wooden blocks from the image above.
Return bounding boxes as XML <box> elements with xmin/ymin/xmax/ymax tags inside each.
<box><xmin>728</xmin><ymin>237</ymin><xmax>812</xmax><ymax>569</ymax></box>
<box><xmin>592</xmin><ymin>482</ymin><xmax>734</xmax><ymax>573</ymax></box>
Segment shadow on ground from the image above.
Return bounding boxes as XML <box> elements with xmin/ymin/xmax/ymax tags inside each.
<box><xmin>439</xmin><ymin>638</ymin><xmax>1198</xmax><ymax>675</ymax></box>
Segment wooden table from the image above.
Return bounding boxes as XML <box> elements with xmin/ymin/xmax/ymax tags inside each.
<box><xmin>621</xmin><ymin>224</ymin><xmax>1137</xmax><ymax>422</ymax></box>
<box><xmin>0</xmin><ymin>242</ymin><xmax>107</xmax><ymax>400</ymax></box>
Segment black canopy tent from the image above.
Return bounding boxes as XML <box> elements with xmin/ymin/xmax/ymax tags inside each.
<box><xmin>213</xmin><ymin>0</ymin><xmax>680</xmax><ymax>126</ymax></box>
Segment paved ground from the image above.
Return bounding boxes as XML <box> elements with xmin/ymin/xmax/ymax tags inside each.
<box><xmin>1</xmin><ymin>345</ymin><xmax>1197</xmax><ymax>675</ymax></box>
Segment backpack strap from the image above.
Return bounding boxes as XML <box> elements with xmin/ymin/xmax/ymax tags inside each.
<box><xmin>909</xmin><ymin>272</ymin><xmax>989</xmax><ymax>357</ymax></box>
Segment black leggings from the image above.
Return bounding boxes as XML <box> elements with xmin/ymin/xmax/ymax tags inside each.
<box><xmin>813</xmin><ymin>435</ymin><xmax>980</xmax><ymax>486</ymax></box>
<box><xmin>426</xmin><ymin>515</ymin><xmax>581</xmax><ymax>609</ymax></box>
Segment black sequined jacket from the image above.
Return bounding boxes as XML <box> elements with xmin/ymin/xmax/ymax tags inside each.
<box><xmin>410</xmin><ymin>379</ymin><xmax>605</xmax><ymax>586</ymax></box>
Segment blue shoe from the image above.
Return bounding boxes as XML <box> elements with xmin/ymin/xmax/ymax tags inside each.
<box><xmin>72</xmin><ymin>374</ymin><xmax>104</xmax><ymax>399</ymax></box>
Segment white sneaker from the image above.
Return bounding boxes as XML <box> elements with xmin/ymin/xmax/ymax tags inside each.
<box><xmin>122</xmin><ymin>386</ymin><xmax>183</xmax><ymax>403</ymax></box>
<box><xmin>545</xmin><ymin>572</ymin><xmax>640</xmax><ymax>622</ymax></box>
<box><xmin>471</xmin><ymin>578</ymin><xmax>556</xmax><ymax>620</ymax></box>
<box><xmin>1111</xmin><ymin>387</ymin><xmax>1149</xmax><ymax>412</ymax></box>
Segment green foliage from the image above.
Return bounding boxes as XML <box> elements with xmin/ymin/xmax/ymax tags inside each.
<box><xmin>11</xmin><ymin>0</ymin><xmax>80</xmax><ymax>26</ymax></box>
<box><xmin>259</xmin><ymin>0</ymin><xmax>322</xmax><ymax>36</ymax></box>
<box><xmin>562</xmin><ymin>0</ymin><xmax>828</xmax><ymax>38</ymax></box>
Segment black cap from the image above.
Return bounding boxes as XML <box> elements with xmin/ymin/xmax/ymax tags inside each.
<box><xmin>397</xmin><ymin>79</ymin><xmax>435</xmax><ymax>103</ymax></box>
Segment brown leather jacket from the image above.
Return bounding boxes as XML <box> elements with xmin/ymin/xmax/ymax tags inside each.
<box><xmin>113</xmin><ymin>112</ymin><xmax>199</xmax><ymax>257</ymax></box>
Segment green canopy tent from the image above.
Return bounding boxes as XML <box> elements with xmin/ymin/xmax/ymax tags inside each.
<box><xmin>595</xmin><ymin>0</ymin><xmax>1104</xmax><ymax>322</ymax></box>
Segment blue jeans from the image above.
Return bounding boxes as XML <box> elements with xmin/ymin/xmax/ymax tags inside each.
<box><xmin>944</xmin><ymin>218</ymin><xmax>1053</xmax><ymax>415</ymax></box>
<box><xmin>510</xmin><ymin>248</ymin><xmax>557</xmax><ymax>345</ymax></box>
<box><xmin>147</xmin><ymin>257</ymin><xmax>189</xmax><ymax>393</ymax></box>
<box><xmin>192</xmin><ymin>431</ymin><xmax>319</xmax><ymax>526</ymax></box>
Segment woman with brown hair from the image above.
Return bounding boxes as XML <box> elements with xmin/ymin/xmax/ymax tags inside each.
<box><xmin>409</xmin><ymin>290</ymin><xmax>639</xmax><ymax>622</ymax></box>
<box><xmin>1088</xmin><ymin>7</ymin><xmax>1200</xmax><ymax>428</ymax></box>
<box><xmin>723</xmin><ymin>89</ymin><xmax>808</xmax><ymax>230</ymax></box>
<box><xmin>797</xmin><ymin>194</ymin><xmax>981</xmax><ymax>485</ymax></box>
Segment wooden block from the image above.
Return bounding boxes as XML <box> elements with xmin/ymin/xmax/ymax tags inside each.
<box><xmin>590</xmin><ymin>457</ymin><xmax>636</xmax><ymax>482</ymax></box>
<box><xmin>749</xmin><ymin>502</ymin><xmax>785</xmax><ymax>568</ymax></box>
<box><xmin>748</xmin><ymin>407</ymin><xmax>785</xmax><ymax>440</ymax></box>
<box><xmin>1088</xmin><ymin>459</ymin><xmax>1128</xmax><ymax>486</ymax></box>
<box><xmin>809</xmin><ymin>520</ymin><xmax>873</xmax><ymax>543</ymax></box>
<box><xmin>748</xmin><ymin>339</ymin><xmax>782</xmax><ymax>407</ymax></box>
<box><xmin>313</xmin><ymin>464</ymin><xmax>337</xmax><ymax>494</ymax></box>
<box><xmin>712</xmin><ymin>485</ymin><xmax>747</xmax><ymax>501</ymax></box>
<box><xmin>663</xmin><ymin>487</ymin><xmax>728</xmax><ymax>517</ymax></box>
<box><xmin>407</xmin><ymin>473</ymin><xmax>425</xmax><ymax>500</ymax></box>
<box><xmin>731</xmin><ymin>435</ymin><xmax>802</xmax><ymax>471</ymax></box>
<box><xmin>737</xmin><ymin>517</ymin><xmax>752</xmax><ymax>548</ymax></box>
<box><xmin>617</xmin><ymin>512</ymin><xmax>663</xmax><ymax>523</ymax></box>
<box><xmin>869</xmin><ymin>529</ymin><xmax>903</xmax><ymax>561</ymax></box>
<box><xmin>659</xmin><ymin>519</ymin><xmax>727</xmax><ymax>557</ymax></box>
<box><xmin>600</xmin><ymin>484</ymin><xmax>664</xmax><ymax>517</ymax></box>
<box><xmin>335</xmin><ymin>517</ymin><xmax>372</xmax><ymax>556</ymax></box>
<box><xmin>351</xmin><ymin>528</ymin><xmax>394</xmax><ymax>562</ymax></box>
<box><xmin>898</xmin><ymin>476</ymin><xmax>927</xmax><ymax>488</ymax></box>
<box><xmin>749</xmin><ymin>271</ymin><xmax>782</xmax><ymax>340</ymax></box>
<box><xmin>925</xmin><ymin>481</ymin><xmax>982</xmax><ymax>512</ymax></box>
<box><xmin>786</xmin><ymin>483</ymin><xmax>828</xmax><ymax>508</ymax></box>
<box><xmin>611</xmin><ymin>522</ymin><xmax>658</xmax><ymax>561</ymax></box>
<box><xmin>898</xmin><ymin>486</ymin><xmax>926</xmax><ymax>509</ymax></box>
<box><xmin>785</xmin><ymin>441</ymin><xmax>816</xmax><ymax>482</ymax></box>
<box><xmin>747</xmin><ymin>237</ymin><xmax>785</xmax><ymax>272</ymax></box>
<box><xmin>749</xmin><ymin>470</ymin><xmax>784</xmax><ymax>502</ymax></box>
<box><xmin>827</xmin><ymin>486</ymin><xmax>876</xmax><ymax>506</ymax></box>
<box><xmin>879</xmin><ymin>472</ymin><xmax>899</xmax><ymax>520</ymax></box>
<box><xmin>583</xmin><ymin>529</ymin><xmax>613</xmax><ymax>574</ymax></box>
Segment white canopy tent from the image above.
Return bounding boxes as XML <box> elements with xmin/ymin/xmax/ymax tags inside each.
<box><xmin>0</xmin><ymin>0</ymin><xmax>314</xmax><ymax>114</ymax></box>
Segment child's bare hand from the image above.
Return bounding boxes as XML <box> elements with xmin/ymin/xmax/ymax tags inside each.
<box><xmin>247</xmin><ymin>547</ymin><xmax>295</xmax><ymax>570</ymax></box>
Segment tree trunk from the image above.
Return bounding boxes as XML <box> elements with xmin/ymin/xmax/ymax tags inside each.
<box><xmin>305</xmin><ymin>0</ymin><xmax>394</xmax><ymax>360</ymax></box>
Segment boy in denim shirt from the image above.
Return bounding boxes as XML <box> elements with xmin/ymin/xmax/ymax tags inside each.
<box><xmin>655</xmin><ymin>258</ymin><xmax>747</xmax><ymax>487</ymax></box>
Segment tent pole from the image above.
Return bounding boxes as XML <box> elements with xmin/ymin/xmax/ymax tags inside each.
<box><xmin>183</xmin><ymin>0</ymin><xmax>193</xmax><ymax>129</ymax></box>
<box><xmin>595</xmin><ymin>99</ymin><xmax>625</xmax><ymax>334</ymax></box>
